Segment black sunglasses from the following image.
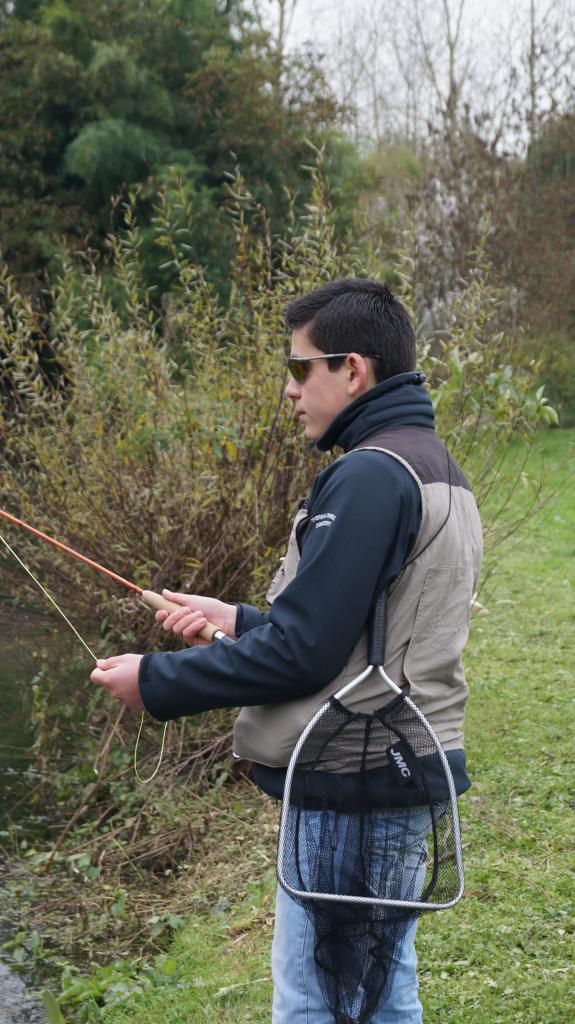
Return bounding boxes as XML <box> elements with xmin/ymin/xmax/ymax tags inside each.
<box><xmin>287</xmin><ymin>353</ymin><xmax>353</xmax><ymax>383</ymax></box>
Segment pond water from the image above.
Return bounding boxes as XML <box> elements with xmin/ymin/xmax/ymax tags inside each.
<box><xmin>0</xmin><ymin>929</ymin><xmax>45</xmax><ymax>1024</ymax></box>
<box><xmin>0</xmin><ymin>641</ymin><xmax>45</xmax><ymax>1023</ymax></box>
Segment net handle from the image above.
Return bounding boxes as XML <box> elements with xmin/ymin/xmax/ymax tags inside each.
<box><xmin>367</xmin><ymin>589</ymin><xmax>387</xmax><ymax>666</ymax></box>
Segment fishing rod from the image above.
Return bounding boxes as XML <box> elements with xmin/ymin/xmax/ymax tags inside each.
<box><xmin>0</xmin><ymin>507</ymin><xmax>225</xmax><ymax>642</ymax></box>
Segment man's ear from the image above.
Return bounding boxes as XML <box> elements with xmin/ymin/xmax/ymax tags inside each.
<box><xmin>346</xmin><ymin>353</ymin><xmax>374</xmax><ymax>396</ymax></box>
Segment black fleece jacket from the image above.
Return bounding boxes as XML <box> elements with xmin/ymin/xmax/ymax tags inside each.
<box><xmin>138</xmin><ymin>374</ymin><xmax>430</xmax><ymax>725</ymax></box>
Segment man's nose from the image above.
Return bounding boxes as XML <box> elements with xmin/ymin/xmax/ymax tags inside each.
<box><xmin>284</xmin><ymin>377</ymin><xmax>300</xmax><ymax>400</ymax></box>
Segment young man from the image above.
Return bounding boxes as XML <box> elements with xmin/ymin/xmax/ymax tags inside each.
<box><xmin>91</xmin><ymin>278</ymin><xmax>483</xmax><ymax>1023</ymax></box>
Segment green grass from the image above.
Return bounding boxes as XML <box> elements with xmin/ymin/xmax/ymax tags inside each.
<box><xmin>62</xmin><ymin>429</ymin><xmax>574</xmax><ymax>1024</ymax></box>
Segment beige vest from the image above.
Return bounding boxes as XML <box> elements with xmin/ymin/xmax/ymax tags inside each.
<box><xmin>233</xmin><ymin>435</ymin><xmax>483</xmax><ymax>766</ymax></box>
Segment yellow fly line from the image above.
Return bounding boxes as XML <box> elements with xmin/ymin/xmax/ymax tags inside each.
<box><xmin>0</xmin><ymin>529</ymin><xmax>167</xmax><ymax>784</ymax></box>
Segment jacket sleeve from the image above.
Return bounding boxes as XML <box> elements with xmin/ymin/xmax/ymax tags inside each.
<box><xmin>235</xmin><ymin>603</ymin><xmax>270</xmax><ymax>635</ymax></box>
<box><xmin>138</xmin><ymin>451</ymin><xmax>421</xmax><ymax>721</ymax></box>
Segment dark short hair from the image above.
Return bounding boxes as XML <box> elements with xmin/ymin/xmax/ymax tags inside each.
<box><xmin>284</xmin><ymin>278</ymin><xmax>416</xmax><ymax>383</ymax></box>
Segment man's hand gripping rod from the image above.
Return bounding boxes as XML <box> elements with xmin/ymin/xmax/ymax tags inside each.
<box><xmin>139</xmin><ymin>589</ymin><xmax>226</xmax><ymax>641</ymax></box>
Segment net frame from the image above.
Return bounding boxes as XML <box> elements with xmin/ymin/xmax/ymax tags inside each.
<box><xmin>277</xmin><ymin>661</ymin><xmax>465</xmax><ymax>912</ymax></box>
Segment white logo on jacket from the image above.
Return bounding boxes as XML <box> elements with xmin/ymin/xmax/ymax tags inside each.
<box><xmin>311</xmin><ymin>513</ymin><xmax>337</xmax><ymax>529</ymax></box>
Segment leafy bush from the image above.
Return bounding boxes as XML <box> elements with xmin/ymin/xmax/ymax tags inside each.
<box><xmin>395</xmin><ymin>234</ymin><xmax>559</xmax><ymax>554</ymax></box>
<box><xmin>1</xmin><ymin>170</ymin><xmax>334</xmax><ymax>649</ymax></box>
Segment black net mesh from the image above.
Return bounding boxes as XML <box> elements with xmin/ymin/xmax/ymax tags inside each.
<box><xmin>279</xmin><ymin>691</ymin><xmax>461</xmax><ymax>1024</ymax></box>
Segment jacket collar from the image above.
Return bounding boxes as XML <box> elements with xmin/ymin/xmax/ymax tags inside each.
<box><xmin>315</xmin><ymin>372</ymin><xmax>434</xmax><ymax>453</ymax></box>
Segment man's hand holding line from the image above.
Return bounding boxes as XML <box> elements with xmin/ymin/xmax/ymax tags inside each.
<box><xmin>90</xmin><ymin>653</ymin><xmax>144</xmax><ymax>711</ymax></box>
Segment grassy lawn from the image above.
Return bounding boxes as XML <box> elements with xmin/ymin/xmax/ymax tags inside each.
<box><xmin>63</xmin><ymin>429</ymin><xmax>574</xmax><ymax>1024</ymax></box>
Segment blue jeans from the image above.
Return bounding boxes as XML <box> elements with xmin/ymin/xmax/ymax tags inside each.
<box><xmin>272</xmin><ymin>807</ymin><xmax>428</xmax><ymax>1023</ymax></box>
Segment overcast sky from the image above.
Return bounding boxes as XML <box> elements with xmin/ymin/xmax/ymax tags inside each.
<box><xmin>282</xmin><ymin>0</ymin><xmax>521</xmax><ymax>49</ymax></box>
<box><xmin>258</xmin><ymin>0</ymin><xmax>574</xmax><ymax>148</ymax></box>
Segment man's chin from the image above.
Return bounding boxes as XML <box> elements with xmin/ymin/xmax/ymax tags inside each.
<box><xmin>296</xmin><ymin>414</ymin><xmax>321</xmax><ymax>441</ymax></box>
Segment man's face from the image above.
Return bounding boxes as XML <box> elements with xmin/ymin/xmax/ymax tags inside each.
<box><xmin>284</xmin><ymin>327</ymin><xmax>375</xmax><ymax>441</ymax></box>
